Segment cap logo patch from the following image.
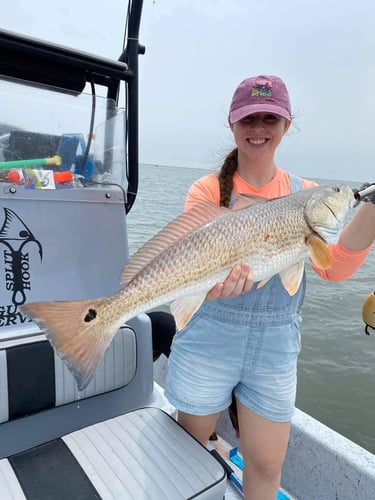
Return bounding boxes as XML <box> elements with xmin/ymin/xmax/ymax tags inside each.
<box><xmin>251</xmin><ymin>78</ymin><xmax>272</xmax><ymax>98</ymax></box>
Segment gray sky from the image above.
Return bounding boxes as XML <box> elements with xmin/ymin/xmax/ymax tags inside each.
<box><xmin>2</xmin><ymin>1</ymin><xmax>375</xmax><ymax>181</ymax></box>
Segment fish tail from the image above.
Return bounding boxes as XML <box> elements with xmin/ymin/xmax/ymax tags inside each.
<box><xmin>21</xmin><ymin>297</ymin><xmax>119</xmax><ymax>391</ymax></box>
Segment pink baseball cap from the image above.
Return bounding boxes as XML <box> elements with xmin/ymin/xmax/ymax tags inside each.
<box><xmin>229</xmin><ymin>75</ymin><xmax>292</xmax><ymax>124</ymax></box>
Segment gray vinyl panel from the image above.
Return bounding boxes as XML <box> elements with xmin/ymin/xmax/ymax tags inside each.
<box><xmin>0</xmin><ymin>350</ymin><xmax>8</xmax><ymax>424</ymax></box>
<box><xmin>55</xmin><ymin>327</ymin><xmax>137</xmax><ymax>405</ymax></box>
<box><xmin>0</xmin><ymin>186</ymin><xmax>129</xmax><ymax>341</ymax></box>
<box><xmin>0</xmin><ymin>459</ymin><xmax>26</xmax><ymax>499</ymax></box>
<box><xmin>63</xmin><ymin>407</ymin><xmax>226</xmax><ymax>500</ymax></box>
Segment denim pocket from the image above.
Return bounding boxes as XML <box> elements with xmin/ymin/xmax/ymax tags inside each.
<box><xmin>259</xmin><ymin>319</ymin><xmax>302</xmax><ymax>369</ymax></box>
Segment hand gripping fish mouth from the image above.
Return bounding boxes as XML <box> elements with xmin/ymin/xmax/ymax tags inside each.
<box><xmin>21</xmin><ymin>184</ymin><xmax>356</xmax><ymax>391</ymax></box>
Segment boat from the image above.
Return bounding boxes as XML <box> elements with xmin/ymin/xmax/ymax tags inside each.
<box><xmin>0</xmin><ymin>1</ymin><xmax>374</xmax><ymax>498</ymax></box>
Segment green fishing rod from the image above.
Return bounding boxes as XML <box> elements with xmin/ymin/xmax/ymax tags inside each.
<box><xmin>0</xmin><ymin>155</ymin><xmax>61</xmax><ymax>170</ymax></box>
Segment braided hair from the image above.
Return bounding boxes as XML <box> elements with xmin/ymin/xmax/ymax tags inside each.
<box><xmin>217</xmin><ymin>148</ymin><xmax>238</xmax><ymax>207</ymax></box>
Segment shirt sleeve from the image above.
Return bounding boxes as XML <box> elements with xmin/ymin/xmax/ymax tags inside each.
<box><xmin>311</xmin><ymin>240</ymin><xmax>371</xmax><ymax>281</ymax></box>
<box><xmin>184</xmin><ymin>174</ymin><xmax>220</xmax><ymax>212</ymax></box>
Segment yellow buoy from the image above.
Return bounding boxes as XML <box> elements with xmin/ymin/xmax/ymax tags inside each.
<box><xmin>362</xmin><ymin>292</ymin><xmax>375</xmax><ymax>335</ymax></box>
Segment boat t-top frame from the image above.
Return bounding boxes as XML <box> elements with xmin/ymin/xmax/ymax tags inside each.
<box><xmin>0</xmin><ymin>0</ymin><xmax>144</xmax><ymax>213</ymax></box>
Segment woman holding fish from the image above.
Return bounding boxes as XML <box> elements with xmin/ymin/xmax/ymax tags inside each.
<box><xmin>164</xmin><ymin>75</ymin><xmax>375</xmax><ymax>500</ymax></box>
<box><xmin>21</xmin><ymin>75</ymin><xmax>375</xmax><ymax>500</ymax></box>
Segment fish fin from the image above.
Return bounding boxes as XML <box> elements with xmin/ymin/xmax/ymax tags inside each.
<box><xmin>170</xmin><ymin>293</ymin><xmax>207</xmax><ymax>331</ymax></box>
<box><xmin>120</xmin><ymin>201</ymin><xmax>227</xmax><ymax>284</ymax></box>
<box><xmin>256</xmin><ymin>277</ymin><xmax>271</xmax><ymax>289</ymax></box>
<box><xmin>232</xmin><ymin>193</ymin><xmax>268</xmax><ymax>210</ymax></box>
<box><xmin>307</xmin><ymin>234</ymin><xmax>332</xmax><ymax>269</ymax></box>
<box><xmin>279</xmin><ymin>262</ymin><xmax>305</xmax><ymax>296</ymax></box>
<box><xmin>21</xmin><ymin>298</ymin><xmax>118</xmax><ymax>391</ymax></box>
<box><xmin>257</xmin><ymin>262</ymin><xmax>305</xmax><ymax>296</ymax></box>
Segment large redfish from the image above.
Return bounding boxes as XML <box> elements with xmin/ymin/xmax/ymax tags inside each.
<box><xmin>21</xmin><ymin>185</ymin><xmax>355</xmax><ymax>390</ymax></box>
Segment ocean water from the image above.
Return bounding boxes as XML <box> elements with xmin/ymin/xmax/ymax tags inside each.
<box><xmin>127</xmin><ymin>163</ymin><xmax>375</xmax><ymax>454</ymax></box>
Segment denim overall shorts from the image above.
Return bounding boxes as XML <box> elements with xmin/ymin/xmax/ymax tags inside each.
<box><xmin>165</xmin><ymin>175</ymin><xmax>305</xmax><ymax>422</ymax></box>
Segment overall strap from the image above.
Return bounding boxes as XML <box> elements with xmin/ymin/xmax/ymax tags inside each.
<box><xmin>289</xmin><ymin>173</ymin><xmax>303</xmax><ymax>193</ymax></box>
<box><xmin>229</xmin><ymin>191</ymin><xmax>236</xmax><ymax>209</ymax></box>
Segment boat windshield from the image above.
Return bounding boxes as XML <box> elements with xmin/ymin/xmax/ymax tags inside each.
<box><xmin>0</xmin><ymin>75</ymin><xmax>127</xmax><ymax>191</ymax></box>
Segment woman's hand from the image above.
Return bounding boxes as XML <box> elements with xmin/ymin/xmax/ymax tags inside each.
<box><xmin>206</xmin><ymin>263</ymin><xmax>254</xmax><ymax>300</ymax></box>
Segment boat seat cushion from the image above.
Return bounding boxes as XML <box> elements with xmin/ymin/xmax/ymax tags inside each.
<box><xmin>0</xmin><ymin>326</ymin><xmax>136</xmax><ymax>423</ymax></box>
<box><xmin>2</xmin><ymin>407</ymin><xmax>227</xmax><ymax>500</ymax></box>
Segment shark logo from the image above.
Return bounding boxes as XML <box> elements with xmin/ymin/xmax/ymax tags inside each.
<box><xmin>0</xmin><ymin>208</ymin><xmax>42</xmax><ymax>305</ymax></box>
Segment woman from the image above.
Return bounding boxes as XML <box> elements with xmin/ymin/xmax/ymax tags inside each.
<box><xmin>165</xmin><ymin>75</ymin><xmax>375</xmax><ymax>499</ymax></box>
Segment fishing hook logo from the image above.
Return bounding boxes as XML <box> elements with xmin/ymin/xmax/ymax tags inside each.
<box><xmin>0</xmin><ymin>207</ymin><xmax>42</xmax><ymax>305</ymax></box>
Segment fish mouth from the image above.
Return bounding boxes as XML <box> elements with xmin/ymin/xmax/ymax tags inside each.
<box><xmin>322</xmin><ymin>201</ymin><xmax>340</xmax><ymax>222</ymax></box>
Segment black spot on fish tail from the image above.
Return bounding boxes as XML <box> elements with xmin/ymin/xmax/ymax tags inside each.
<box><xmin>84</xmin><ymin>308</ymin><xmax>97</xmax><ymax>322</ymax></box>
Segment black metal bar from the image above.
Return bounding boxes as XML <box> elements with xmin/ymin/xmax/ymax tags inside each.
<box><xmin>123</xmin><ymin>0</ymin><xmax>144</xmax><ymax>213</ymax></box>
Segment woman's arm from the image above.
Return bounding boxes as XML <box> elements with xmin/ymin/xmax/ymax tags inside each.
<box><xmin>340</xmin><ymin>202</ymin><xmax>375</xmax><ymax>251</ymax></box>
<box><xmin>312</xmin><ymin>201</ymin><xmax>375</xmax><ymax>281</ymax></box>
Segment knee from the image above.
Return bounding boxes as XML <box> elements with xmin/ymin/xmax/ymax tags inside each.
<box><xmin>245</xmin><ymin>455</ymin><xmax>284</xmax><ymax>482</ymax></box>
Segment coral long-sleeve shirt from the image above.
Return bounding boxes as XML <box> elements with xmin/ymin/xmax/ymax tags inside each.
<box><xmin>184</xmin><ymin>168</ymin><xmax>370</xmax><ymax>282</ymax></box>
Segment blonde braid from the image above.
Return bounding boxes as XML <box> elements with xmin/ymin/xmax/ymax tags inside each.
<box><xmin>218</xmin><ymin>148</ymin><xmax>238</xmax><ymax>207</ymax></box>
